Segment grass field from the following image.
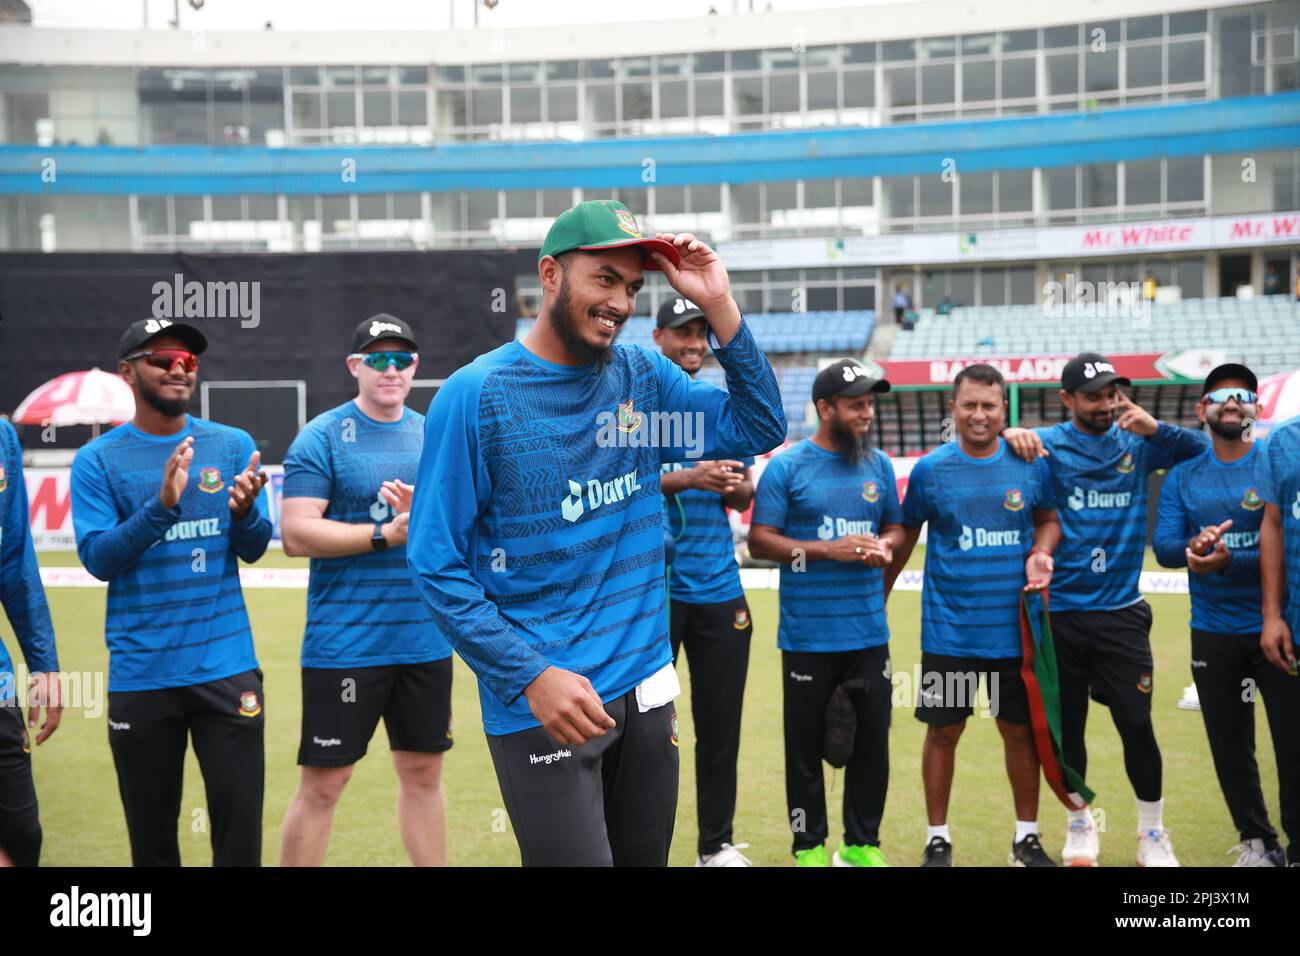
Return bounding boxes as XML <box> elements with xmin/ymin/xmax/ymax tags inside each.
<box><xmin>27</xmin><ymin>548</ymin><xmax>1281</xmax><ymax>867</ymax></box>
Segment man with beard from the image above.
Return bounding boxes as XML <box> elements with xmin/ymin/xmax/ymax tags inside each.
<box><xmin>1154</xmin><ymin>363</ymin><xmax>1299</xmax><ymax>867</ymax></box>
<box><xmin>1002</xmin><ymin>353</ymin><xmax>1206</xmax><ymax>867</ymax></box>
<box><xmin>749</xmin><ymin>359</ymin><xmax>902</xmax><ymax>867</ymax></box>
<box><xmin>71</xmin><ymin>318</ymin><xmax>272</xmax><ymax>866</ymax></box>
<box><xmin>406</xmin><ymin>200</ymin><xmax>786</xmax><ymax>866</ymax></box>
<box><xmin>890</xmin><ymin>364</ymin><xmax>1061</xmax><ymax>868</ymax></box>
<box><xmin>655</xmin><ymin>297</ymin><xmax>756</xmax><ymax>867</ymax></box>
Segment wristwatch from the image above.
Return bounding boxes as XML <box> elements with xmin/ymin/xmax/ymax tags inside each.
<box><xmin>370</xmin><ymin>522</ymin><xmax>388</xmax><ymax>551</ymax></box>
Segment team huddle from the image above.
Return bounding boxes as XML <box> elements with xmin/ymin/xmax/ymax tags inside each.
<box><xmin>0</xmin><ymin>199</ymin><xmax>1297</xmax><ymax>868</ymax></box>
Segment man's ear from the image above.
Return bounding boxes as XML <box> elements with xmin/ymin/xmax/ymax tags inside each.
<box><xmin>539</xmin><ymin>255</ymin><xmax>563</xmax><ymax>293</ymax></box>
<box><xmin>118</xmin><ymin>360</ymin><xmax>135</xmax><ymax>386</ymax></box>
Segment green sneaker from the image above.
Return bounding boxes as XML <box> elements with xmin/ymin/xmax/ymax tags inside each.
<box><xmin>794</xmin><ymin>844</ymin><xmax>830</xmax><ymax>867</ymax></box>
<box><xmin>833</xmin><ymin>844</ymin><xmax>890</xmax><ymax>867</ymax></box>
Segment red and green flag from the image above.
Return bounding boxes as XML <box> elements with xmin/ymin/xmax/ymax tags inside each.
<box><xmin>1019</xmin><ymin>589</ymin><xmax>1095</xmax><ymax>810</ymax></box>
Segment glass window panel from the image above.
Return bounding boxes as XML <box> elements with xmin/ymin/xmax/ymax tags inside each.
<box><xmin>842</xmin><ymin>68</ymin><xmax>874</xmax><ymax>108</ymax></box>
<box><xmin>962</xmin><ymin>60</ymin><xmax>995</xmax><ymax>102</ymax></box>
<box><xmin>471</xmin><ymin>87</ymin><xmax>503</xmax><ymax>125</ymax></box>
<box><xmin>961</xmin><ymin>33</ymin><xmax>996</xmax><ymax>56</ymax></box>
<box><xmin>326</xmin><ymin>90</ymin><xmax>356</xmax><ymax>127</ymax></box>
<box><xmin>363</xmin><ymin>90</ymin><xmax>392</xmax><ymax>126</ymax></box>
<box><xmin>1082</xmin><ymin>163</ymin><xmax>1117</xmax><ymax>207</ymax></box>
<box><xmin>843</xmin><ymin>42</ymin><xmax>876</xmax><ymax>64</ymax></box>
<box><xmin>654</xmin><ymin>186</ymin><xmax>686</xmax><ymax>214</ymax></box>
<box><xmin>1127</xmin><ymin>16</ymin><xmax>1163</xmax><ymax>41</ymax></box>
<box><xmin>361</xmin><ymin>66</ymin><xmax>391</xmax><ymax>84</ymax></box>
<box><xmin>505</xmin><ymin>190</ymin><xmax>535</xmax><ymax>217</ymax></box>
<box><xmin>175</xmin><ymin>196</ymin><xmax>204</xmax><ymax>235</ymax></box>
<box><xmin>546</xmin><ymin>60</ymin><xmax>579</xmax><ymax>81</ymax></box>
<box><xmin>655</xmin><ymin>54</ymin><xmax>691</xmax><ymax>76</ymax></box>
<box><xmin>1165</xmin><ymin>156</ymin><xmax>1203</xmax><ymax>202</ymax></box>
<box><xmin>1129</xmin><ymin>44</ymin><xmax>1163</xmax><ymax>89</ymax></box>
<box><xmin>211</xmin><ymin>196</ymin><xmax>242</xmax><ymax>220</ymax></box>
<box><xmin>690</xmin><ymin>184</ymin><xmax>722</xmax><ymax>213</ymax></box>
<box><xmin>1046</xmin><ymin>166</ymin><xmax>1078</xmax><ymax>209</ymax></box>
<box><xmin>325</xmin><ymin>66</ymin><xmax>357</xmax><ymax>86</ymax></box>
<box><xmin>511</xmin><ymin>86</ymin><xmax>541</xmax><ymax>123</ymax></box>
<box><xmin>805</xmin><ymin>179</ymin><xmax>837</xmax><ymax>207</ymax></box>
<box><xmin>886</xmin><ymin>66</ymin><xmax>917</xmax><ymax>108</ymax></box>
<box><xmin>547</xmin><ymin>85</ymin><xmax>577</xmax><ymax>122</ymax></box>
<box><xmin>949</xmin><ymin>270</ymin><xmax>976</xmax><ymax>305</ymax></box>
<box><xmin>658</xmin><ymin>80</ymin><xmax>688</xmax><ymax>118</ymax></box>
<box><xmin>619</xmin><ymin>57</ymin><xmax>651</xmax><ymax>79</ymax></box>
<box><xmin>1169</xmin><ymin>11</ymin><xmax>1207</xmax><ymax>35</ymax></box>
<box><xmin>1085</xmin><ymin>21</ymin><xmax>1121</xmax><ymax>48</ymax></box>
<box><xmin>1084</xmin><ymin>48</ymin><xmax>1119</xmax><ymax>91</ymax></box>
<box><xmin>980</xmin><ymin>269</ymin><xmax>1006</xmax><ymax>305</ymax></box>
<box><xmin>1047</xmin><ymin>52</ymin><xmax>1079</xmax><ymax>95</ymax></box>
<box><xmin>469</xmin><ymin>64</ymin><xmax>503</xmax><ymax>85</ymax></box>
<box><xmin>843</xmin><ymin>285</ymin><xmax>875</xmax><ymax>311</ymax></box>
<box><xmin>616</xmin><ymin>187</ymin><xmax>647</xmax><ymax>215</ymax></box>
<box><xmin>769</xmin><ymin>74</ymin><xmax>799</xmax><ymax>113</ymax></box>
<box><xmin>919</xmin><ymin>36</ymin><xmax>956</xmax><ymax>60</ymax></box>
<box><xmin>731</xmin><ymin>49</ymin><xmax>761</xmax><ymax>71</ymax></box>
<box><xmin>289</xmin><ymin>66</ymin><xmax>321</xmax><ymax>85</ymax></box>
<box><xmin>587</xmin><ymin>84</ymin><xmax>615</xmax><ymax>124</ymax></box>
<box><xmin>765</xmin><ymin>48</ymin><xmax>802</xmax><ymax>71</ymax></box>
<box><xmin>436</xmin><ymin>89</ymin><xmax>466</xmax><ymax>127</ymax></box>
<box><xmin>321</xmin><ymin>196</ymin><xmax>352</xmax><ymax>233</ymax></box>
<box><xmin>434</xmin><ymin>65</ymin><xmax>465</xmax><ymax>84</ymax></box>
<box><xmin>998</xmin><ymin>170</ymin><xmax>1033</xmax><ymax>212</ymax></box>
<box><xmin>806</xmin><ymin>45</ymin><xmax>839</xmax><ymax>68</ymax></box>
<box><xmin>1044</xmin><ymin>24</ymin><xmax>1080</xmax><ymax>48</ymax></box>
<box><xmin>1125</xmin><ymin>158</ymin><xmax>1162</xmax><ymax>205</ymax></box>
<box><xmin>139</xmin><ymin>196</ymin><xmax>168</xmax><ymax>235</ymax></box>
<box><xmin>1001</xmin><ymin>56</ymin><xmax>1035</xmax><ymax>98</ymax></box>
<box><xmin>583</xmin><ymin>59</ymin><xmax>614</xmax><ymax>80</ymax></box>
<box><xmin>922</xmin><ymin>64</ymin><xmax>955</xmax><ymax>104</ymax></box>
<box><xmin>883</xmin><ymin>39</ymin><xmax>916</xmax><ymax>61</ymax></box>
<box><xmin>693</xmin><ymin>51</ymin><xmax>725</xmax><ymax>73</ymax></box>
<box><xmin>733</xmin><ymin>76</ymin><xmax>764</xmax><ymax>115</ymax></box>
<box><xmin>397</xmin><ymin>66</ymin><xmax>427</xmax><ymax>85</ymax></box>
<box><xmin>1001</xmin><ymin>29</ymin><xmax>1038</xmax><ymax>52</ymax></box>
<box><xmin>1008</xmin><ymin>267</ymin><xmax>1036</xmax><ymax>304</ymax></box>
<box><xmin>733</xmin><ymin>183</ymin><xmax>761</xmax><ymax>223</ymax></box>
<box><xmin>621</xmin><ymin>82</ymin><xmax>652</xmax><ymax>121</ymax></box>
<box><xmin>292</xmin><ymin>91</ymin><xmax>322</xmax><ymax>129</ymax></box>
<box><xmin>766</xmin><ymin>180</ymin><xmax>797</xmax><ymax>215</ymax></box>
<box><xmin>466</xmin><ymin>191</ymin><xmax>496</xmax><ymax>231</ymax></box>
<box><xmin>1167</xmin><ymin>39</ymin><xmax>1205</xmax><ymax>84</ymax></box>
<box><xmin>695</xmin><ymin>78</ymin><xmax>724</xmax><ymax>116</ymax></box>
<box><xmin>919</xmin><ymin>176</ymin><xmax>953</xmax><ymax>217</ymax></box>
<box><xmin>841</xmin><ymin>178</ymin><xmax>872</xmax><ymax>206</ymax></box>
<box><xmin>392</xmin><ymin>193</ymin><xmax>422</xmax><ymax>218</ymax></box>
<box><xmin>507</xmin><ymin>62</ymin><xmax>540</xmax><ymax>84</ymax></box>
<box><xmin>960</xmin><ymin>172</ymin><xmax>994</xmax><ymax>214</ymax></box>
<box><xmin>542</xmin><ymin>189</ymin><xmax>571</xmax><ymax>216</ymax></box>
<box><xmin>397</xmin><ymin>90</ymin><xmax>426</xmax><ymax>126</ymax></box>
<box><xmin>357</xmin><ymin>195</ymin><xmax>386</xmax><ymax>221</ymax></box>
<box><xmin>885</xmin><ymin>176</ymin><xmax>915</xmax><ymax>217</ymax></box>
<box><xmin>1175</xmin><ymin>258</ymin><xmax>1204</xmax><ymax>297</ymax></box>
<box><xmin>806</xmin><ymin>70</ymin><xmax>837</xmax><ymax>110</ymax></box>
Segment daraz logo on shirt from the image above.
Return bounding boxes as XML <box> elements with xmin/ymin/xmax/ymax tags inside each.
<box><xmin>1066</xmin><ymin>485</ymin><xmax>1132</xmax><ymax>511</ymax></box>
<box><xmin>957</xmin><ymin>524</ymin><xmax>1022</xmax><ymax>551</ymax></box>
<box><xmin>561</xmin><ymin>469</ymin><xmax>643</xmax><ymax>523</ymax></box>
<box><xmin>816</xmin><ymin>515</ymin><xmax>875</xmax><ymax>540</ymax></box>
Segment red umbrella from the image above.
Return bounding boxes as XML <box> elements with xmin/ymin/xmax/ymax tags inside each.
<box><xmin>13</xmin><ymin>368</ymin><xmax>135</xmax><ymax>437</ymax></box>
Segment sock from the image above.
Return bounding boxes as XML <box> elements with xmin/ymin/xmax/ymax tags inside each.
<box><xmin>1136</xmin><ymin>797</ymin><xmax>1164</xmax><ymax>834</ymax></box>
<box><xmin>927</xmin><ymin>824</ymin><xmax>951</xmax><ymax>845</ymax></box>
<box><xmin>1067</xmin><ymin>806</ymin><xmax>1091</xmax><ymax>825</ymax></box>
<box><xmin>1015</xmin><ymin>820</ymin><xmax>1039</xmax><ymax>843</ymax></box>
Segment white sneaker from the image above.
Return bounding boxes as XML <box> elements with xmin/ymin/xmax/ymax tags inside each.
<box><xmin>1137</xmin><ymin>829</ymin><xmax>1180</xmax><ymax>867</ymax></box>
<box><xmin>1062</xmin><ymin>814</ymin><xmax>1099</xmax><ymax>867</ymax></box>
<box><xmin>695</xmin><ymin>842</ymin><xmax>754</xmax><ymax>867</ymax></box>
<box><xmin>1177</xmin><ymin>683</ymin><xmax>1201</xmax><ymax>711</ymax></box>
<box><xmin>1229</xmin><ymin>838</ymin><xmax>1283</xmax><ymax>867</ymax></box>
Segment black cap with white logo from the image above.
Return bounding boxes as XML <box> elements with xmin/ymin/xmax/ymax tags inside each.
<box><xmin>1061</xmin><ymin>352</ymin><xmax>1131</xmax><ymax>394</ymax></box>
<box><xmin>1201</xmin><ymin>362</ymin><xmax>1257</xmax><ymax>396</ymax></box>
<box><xmin>117</xmin><ymin>318</ymin><xmax>208</xmax><ymax>359</ymax></box>
<box><xmin>351</xmin><ymin>313</ymin><xmax>418</xmax><ymax>353</ymax></box>
<box><xmin>813</xmin><ymin>358</ymin><xmax>891</xmax><ymax>403</ymax></box>
<box><xmin>655</xmin><ymin>297</ymin><xmax>705</xmax><ymax>329</ymax></box>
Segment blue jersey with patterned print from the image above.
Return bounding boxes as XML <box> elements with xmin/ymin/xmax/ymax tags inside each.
<box><xmin>1154</xmin><ymin>444</ymin><xmax>1265</xmax><ymax>634</ymax></box>
<box><xmin>1259</xmin><ymin>418</ymin><xmax>1300</xmax><ymax>635</ymax></box>
<box><xmin>406</xmin><ymin>319</ymin><xmax>786</xmax><ymax>735</ymax></box>
<box><xmin>283</xmin><ymin>401</ymin><xmax>450</xmax><ymax>668</ymax></box>
<box><xmin>662</xmin><ymin>454</ymin><xmax>752</xmax><ymax>604</ymax></box>
<box><xmin>752</xmin><ymin>440</ymin><xmax>901</xmax><ymax>652</ymax></box>
<box><xmin>902</xmin><ymin>439</ymin><xmax>1055</xmax><ymax>658</ymax></box>
<box><xmin>1035</xmin><ymin>421</ymin><xmax>1206</xmax><ymax>612</ymax></box>
<box><xmin>0</xmin><ymin>419</ymin><xmax>59</xmax><ymax>704</ymax></box>
<box><xmin>71</xmin><ymin>416</ymin><xmax>272</xmax><ymax>692</ymax></box>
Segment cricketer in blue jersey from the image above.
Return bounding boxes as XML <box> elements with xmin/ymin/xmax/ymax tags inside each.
<box><xmin>278</xmin><ymin>314</ymin><xmax>453</xmax><ymax>868</ymax></box>
<box><xmin>655</xmin><ymin>296</ymin><xmax>757</xmax><ymax>867</ymax></box>
<box><xmin>750</xmin><ymin>358</ymin><xmax>904</xmax><ymax>868</ymax></box>
<box><xmin>1155</xmin><ymin>364</ymin><xmax>1300</xmax><ymax>867</ymax></box>
<box><xmin>1002</xmin><ymin>352</ymin><xmax>1205</xmax><ymax>867</ymax></box>
<box><xmin>70</xmin><ymin>318</ymin><xmax>271</xmax><ymax>867</ymax></box>
<box><xmin>0</xmin><ymin>418</ymin><xmax>61</xmax><ymax>867</ymax></box>
<box><xmin>890</xmin><ymin>364</ymin><xmax>1062</xmax><ymax>869</ymax></box>
<box><xmin>407</xmin><ymin>200</ymin><xmax>787</xmax><ymax>866</ymax></box>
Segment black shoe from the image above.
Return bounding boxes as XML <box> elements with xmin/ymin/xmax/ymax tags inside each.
<box><xmin>922</xmin><ymin>836</ymin><xmax>953</xmax><ymax>867</ymax></box>
<box><xmin>1263</xmin><ymin>844</ymin><xmax>1286</xmax><ymax>868</ymax></box>
<box><xmin>1009</xmin><ymin>833</ymin><xmax>1057</xmax><ymax>867</ymax></box>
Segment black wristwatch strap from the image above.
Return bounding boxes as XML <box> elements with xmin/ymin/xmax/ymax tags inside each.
<box><xmin>370</xmin><ymin>522</ymin><xmax>388</xmax><ymax>551</ymax></box>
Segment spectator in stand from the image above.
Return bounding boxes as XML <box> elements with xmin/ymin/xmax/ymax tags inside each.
<box><xmin>892</xmin><ymin>286</ymin><xmax>912</xmax><ymax>325</ymax></box>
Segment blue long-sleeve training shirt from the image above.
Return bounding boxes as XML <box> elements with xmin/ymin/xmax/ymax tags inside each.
<box><xmin>1154</xmin><ymin>444</ymin><xmax>1263</xmax><ymax>634</ymax></box>
<box><xmin>406</xmin><ymin>319</ymin><xmax>786</xmax><ymax>735</ymax></box>
<box><xmin>1035</xmin><ymin>420</ymin><xmax>1207</xmax><ymax>612</ymax></box>
<box><xmin>0</xmin><ymin>419</ymin><xmax>59</xmax><ymax>705</ymax></box>
<box><xmin>71</xmin><ymin>416</ymin><xmax>272</xmax><ymax>691</ymax></box>
<box><xmin>1258</xmin><ymin>417</ymin><xmax>1300</xmax><ymax>635</ymax></box>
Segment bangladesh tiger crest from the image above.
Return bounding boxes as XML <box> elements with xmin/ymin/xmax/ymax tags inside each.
<box><xmin>1116</xmin><ymin>452</ymin><xmax>1135</xmax><ymax>475</ymax></box>
<box><xmin>670</xmin><ymin>709</ymin><xmax>679</xmax><ymax>747</ymax></box>
<box><xmin>614</xmin><ymin>207</ymin><xmax>641</xmax><ymax>237</ymax></box>
<box><xmin>0</xmin><ymin>464</ymin><xmax>6</xmax><ymax>493</ymax></box>
<box><xmin>1137</xmin><ymin>673</ymin><xmax>1152</xmax><ymax>694</ymax></box>
<box><xmin>238</xmin><ymin>690</ymin><xmax>261</xmax><ymax>717</ymax></box>
<box><xmin>616</xmin><ymin>399</ymin><xmax>642</xmax><ymax>434</ymax></box>
<box><xmin>733</xmin><ymin>608</ymin><xmax>750</xmax><ymax>630</ymax></box>
<box><xmin>862</xmin><ymin>481</ymin><xmax>879</xmax><ymax>503</ymax></box>
<box><xmin>1004</xmin><ymin>488</ymin><xmax>1024</xmax><ymax>512</ymax></box>
<box><xmin>198</xmin><ymin>466</ymin><xmax>224</xmax><ymax>494</ymax></box>
<box><xmin>1241</xmin><ymin>488</ymin><xmax>1263</xmax><ymax>512</ymax></box>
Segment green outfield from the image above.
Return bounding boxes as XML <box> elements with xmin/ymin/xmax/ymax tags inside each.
<box><xmin>28</xmin><ymin>548</ymin><xmax>1280</xmax><ymax>867</ymax></box>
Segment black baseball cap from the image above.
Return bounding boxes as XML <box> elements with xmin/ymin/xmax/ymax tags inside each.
<box><xmin>656</xmin><ymin>297</ymin><xmax>705</xmax><ymax>329</ymax></box>
<box><xmin>351</xmin><ymin>313</ymin><xmax>418</xmax><ymax>353</ymax></box>
<box><xmin>813</xmin><ymin>359</ymin><xmax>891</xmax><ymax>403</ymax></box>
<box><xmin>1201</xmin><ymin>363</ymin><xmax>1257</xmax><ymax>396</ymax></box>
<box><xmin>117</xmin><ymin>318</ymin><xmax>207</xmax><ymax>360</ymax></box>
<box><xmin>1061</xmin><ymin>352</ymin><xmax>1131</xmax><ymax>394</ymax></box>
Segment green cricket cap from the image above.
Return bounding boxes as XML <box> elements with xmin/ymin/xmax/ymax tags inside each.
<box><xmin>539</xmin><ymin>199</ymin><xmax>681</xmax><ymax>271</ymax></box>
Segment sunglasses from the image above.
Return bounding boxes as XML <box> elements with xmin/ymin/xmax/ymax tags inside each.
<box><xmin>1204</xmin><ymin>387</ymin><xmax>1257</xmax><ymax>405</ymax></box>
<box><xmin>124</xmin><ymin>348</ymin><xmax>199</xmax><ymax>373</ymax></box>
<box><xmin>349</xmin><ymin>351</ymin><xmax>417</xmax><ymax>371</ymax></box>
